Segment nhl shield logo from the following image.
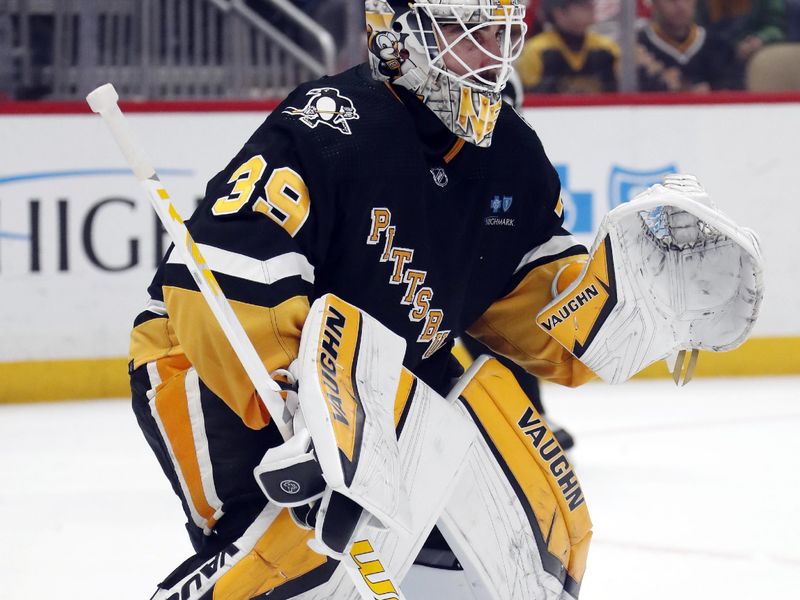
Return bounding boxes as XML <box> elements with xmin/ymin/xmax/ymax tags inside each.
<box><xmin>283</xmin><ymin>87</ymin><xmax>360</xmax><ymax>135</ymax></box>
<box><xmin>609</xmin><ymin>165</ymin><xmax>678</xmax><ymax>208</ymax></box>
<box><xmin>430</xmin><ymin>168</ymin><xmax>449</xmax><ymax>188</ymax></box>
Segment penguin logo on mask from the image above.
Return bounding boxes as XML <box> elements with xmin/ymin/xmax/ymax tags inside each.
<box><xmin>367</xmin><ymin>25</ymin><xmax>413</xmax><ymax>79</ymax></box>
<box><xmin>283</xmin><ymin>87</ymin><xmax>360</xmax><ymax>135</ymax></box>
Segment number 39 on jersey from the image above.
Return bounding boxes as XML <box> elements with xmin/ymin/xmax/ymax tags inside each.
<box><xmin>212</xmin><ymin>155</ymin><xmax>311</xmax><ymax>237</ymax></box>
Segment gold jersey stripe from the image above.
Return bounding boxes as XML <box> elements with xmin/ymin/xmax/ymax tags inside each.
<box><xmin>383</xmin><ymin>81</ymin><xmax>403</xmax><ymax>104</ymax></box>
<box><xmin>468</xmin><ymin>256</ymin><xmax>596</xmax><ymax>387</ymax></box>
<box><xmin>162</xmin><ymin>288</ymin><xmax>309</xmax><ymax>430</ymax></box>
<box><xmin>153</xmin><ymin>369</ymin><xmax>218</xmax><ymax>527</ymax></box>
<box><xmin>129</xmin><ymin>315</ymin><xmax>184</xmax><ymax>370</ymax></box>
<box><xmin>152</xmin><ymin>354</ymin><xmax>193</xmax><ymax>384</ymax></box>
<box><xmin>444</xmin><ymin>139</ymin><xmax>466</xmax><ymax>164</ymax></box>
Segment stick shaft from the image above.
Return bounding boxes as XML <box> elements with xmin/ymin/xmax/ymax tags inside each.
<box><xmin>88</xmin><ymin>88</ymin><xmax>291</xmax><ymax>440</ymax></box>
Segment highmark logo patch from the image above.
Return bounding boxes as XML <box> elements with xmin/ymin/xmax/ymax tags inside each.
<box><xmin>485</xmin><ymin>195</ymin><xmax>514</xmax><ymax>227</ymax></box>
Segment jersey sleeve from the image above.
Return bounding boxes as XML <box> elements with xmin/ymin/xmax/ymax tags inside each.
<box><xmin>154</xmin><ymin>114</ymin><xmax>331</xmax><ymax>429</ymax></box>
<box><xmin>467</xmin><ymin>178</ymin><xmax>596</xmax><ymax>387</ymax></box>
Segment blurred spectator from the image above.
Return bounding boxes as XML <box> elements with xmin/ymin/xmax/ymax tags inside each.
<box><xmin>789</xmin><ymin>0</ymin><xmax>800</xmax><ymax>40</ymax></box>
<box><xmin>0</xmin><ymin>9</ymin><xmax>12</xmax><ymax>100</ymax></box>
<box><xmin>525</xmin><ymin>0</ymin><xmax>545</xmax><ymax>37</ymax></box>
<box><xmin>697</xmin><ymin>0</ymin><xmax>786</xmax><ymax>64</ymax></box>
<box><xmin>637</xmin><ymin>0</ymin><xmax>736</xmax><ymax>91</ymax></box>
<box><xmin>517</xmin><ymin>0</ymin><xmax>621</xmax><ymax>93</ymax></box>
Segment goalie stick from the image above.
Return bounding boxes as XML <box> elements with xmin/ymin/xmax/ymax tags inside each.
<box><xmin>86</xmin><ymin>84</ymin><xmax>291</xmax><ymax>440</ymax></box>
<box><xmin>86</xmin><ymin>84</ymin><xmax>408</xmax><ymax>600</ymax></box>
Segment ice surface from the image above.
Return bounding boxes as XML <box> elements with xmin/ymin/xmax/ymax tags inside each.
<box><xmin>1</xmin><ymin>377</ymin><xmax>798</xmax><ymax>599</ymax></box>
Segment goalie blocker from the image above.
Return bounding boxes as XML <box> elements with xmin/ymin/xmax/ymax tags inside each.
<box><xmin>537</xmin><ymin>175</ymin><xmax>764</xmax><ymax>384</ymax></box>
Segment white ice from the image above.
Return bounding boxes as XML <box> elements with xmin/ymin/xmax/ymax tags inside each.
<box><xmin>1</xmin><ymin>376</ymin><xmax>799</xmax><ymax>599</ymax></box>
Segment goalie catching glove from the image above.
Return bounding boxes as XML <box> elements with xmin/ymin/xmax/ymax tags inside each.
<box><xmin>538</xmin><ymin>175</ymin><xmax>764</xmax><ymax>384</ymax></box>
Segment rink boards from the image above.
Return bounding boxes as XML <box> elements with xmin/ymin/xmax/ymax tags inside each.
<box><xmin>1</xmin><ymin>95</ymin><xmax>798</xmax><ymax>401</ymax></box>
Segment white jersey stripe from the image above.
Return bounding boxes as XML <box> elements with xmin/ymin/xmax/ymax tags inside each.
<box><xmin>514</xmin><ymin>234</ymin><xmax>582</xmax><ymax>275</ymax></box>
<box><xmin>185</xmin><ymin>368</ymin><xmax>225</xmax><ymax>533</ymax></box>
<box><xmin>145</xmin><ymin>299</ymin><xmax>167</xmax><ymax>316</ymax></box>
<box><xmin>168</xmin><ymin>245</ymin><xmax>315</xmax><ymax>285</ymax></box>
<box><xmin>146</xmin><ymin>361</ymin><xmax>162</xmax><ymax>390</ymax></box>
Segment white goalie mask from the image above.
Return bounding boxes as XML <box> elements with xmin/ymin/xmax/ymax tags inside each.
<box><xmin>366</xmin><ymin>0</ymin><xmax>527</xmax><ymax>147</ymax></box>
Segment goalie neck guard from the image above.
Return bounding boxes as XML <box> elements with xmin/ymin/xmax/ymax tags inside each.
<box><xmin>365</xmin><ymin>0</ymin><xmax>527</xmax><ymax>148</ymax></box>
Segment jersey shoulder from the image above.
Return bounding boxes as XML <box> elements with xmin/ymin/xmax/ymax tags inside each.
<box><xmin>257</xmin><ymin>64</ymin><xmax>405</xmax><ymax>146</ymax></box>
<box><xmin>494</xmin><ymin>104</ymin><xmax>552</xmax><ymax>166</ymax></box>
<box><xmin>492</xmin><ymin>105</ymin><xmax>562</xmax><ymax>221</ymax></box>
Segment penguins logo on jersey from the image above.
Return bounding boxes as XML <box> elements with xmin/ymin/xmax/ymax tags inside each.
<box><xmin>284</xmin><ymin>87</ymin><xmax>360</xmax><ymax>135</ymax></box>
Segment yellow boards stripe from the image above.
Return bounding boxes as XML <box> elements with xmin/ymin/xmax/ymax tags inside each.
<box><xmin>1</xmin><ymin>337</ymin><xmax>799</xmax><ymax>404</ymax></box>
<box><xmin>315</xmin><ymin>295</ymin><xmax>366</xmax><ymax>486</ymax></box>
<box><xmin>0</xmin><ymin>357</ymin><xmax>130</xmax><ymax>403</ymax></box>
<box><xmin>634</xmin><ymin>336</ymin><xmax>800</xmax><ymax>379</ymax></box>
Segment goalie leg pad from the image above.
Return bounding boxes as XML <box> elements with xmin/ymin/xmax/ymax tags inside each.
<box><xmin>440</xmin><ymin>356</ymin><xmax>593</xmax><ymax>600</ymax></box>
<box><xmin>295</xmin><ymin>294</ymin><xmax>412</xmax><ymax>534</ymax></box>
<box><xmin>289</xmin><ymin>370</ymin><xmax>476</xmax><ymax>599</ymax></box>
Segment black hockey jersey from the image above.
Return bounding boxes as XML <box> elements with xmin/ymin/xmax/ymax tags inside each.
<box><xmin>130</xmin><ymin>64</ymin><xmax>593</xmax><ymax>429</ymax></box>
<box><xmin>636</xmin><ymin>24</ymin><xmax>736</xmax><ymax>92</ymax></box>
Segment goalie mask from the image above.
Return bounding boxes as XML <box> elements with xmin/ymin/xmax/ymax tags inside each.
<box><xmin>366</xmin><ymin>0</ymin><xmax>527</xmax><ymax>147</ymax></box>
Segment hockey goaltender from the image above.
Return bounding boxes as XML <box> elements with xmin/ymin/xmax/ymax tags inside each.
<box><xmin>113</xmin><ymin>1</ymin><xmax>764</xmax><ymax>598</ymax></box>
